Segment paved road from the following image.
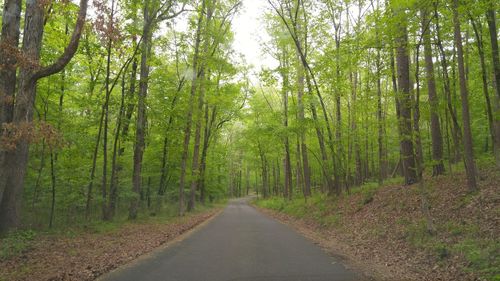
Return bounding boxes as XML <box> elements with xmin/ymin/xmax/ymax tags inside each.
<box><xmin>101</xmin><ymin>198</ymin><xmax>360</xmax><ymax>281</ymax></box>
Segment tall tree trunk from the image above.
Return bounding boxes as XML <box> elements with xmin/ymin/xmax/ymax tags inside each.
<box><xmin>470</xmin><ymin>17</ymin><xmax>496</xmax><ymax>156</ymax></box>
<box><xmin>187</xmin><ymin>70</ymin><xmax>205</xmax><ymax>211</ymax></box>
<box><xmin>390</xmin><ymin>46</ymin><xmax>405</xmax><ymax>178</ymax></box>
<box><xmin>333</xmin><ymin>12</ymin><xmax>343</xmax><ymax>193</ymax></box>
<box><xmin>107</xmin><ymin>70</ymin><xmax>127</xmax><ymax>220</ymax></box>
<box><xmin>295</xmin><ymin>136</ymin><xmax>302</xmax><ymax>198</ymax></box>
<box><xmin>279</xmin><ymin>48</ymin><xmax>292</xmax><ymax>199</ymax></box>
<box><xmin>394</xmin><ymin>5</ymin><xmax>418</xmax><ymax>185</ymax></box>
<box><xmin>102</xmin><ymin>0</ymin><xmax>116</xmax><ymax>220</ymax></box>
<box><xmin>178</xmin><ymin>0</ymin><xmax>206</xmax><ymax>216</ymax></box>
<box><xmin>48</xmin><ymin>149</ymin><xmax>56</xmax><ymax>228</ymax></box>
<box><xmin>158</xmin><ymin>77</ymin><xmax>184</xmax><ymax>196</ymax></box>
<box><xmin>0</xmin><ymin>0</ymin><xmax>88</xmax><ymax>232</ymax></box>
<box><xmin>376</xmin><ymin>47</ymin><xmax>386</xmax><ymax>184</ymax></box>
<box><xmin>282</xmin><ymin>62</ymin><xmax>292</xmax><ymax>200</ymax></box>
<box><xmin>485</xmin><ymin>7</ymin><xmax>500</xmax><ymax>167</ymax></box>
<box><xmin>0</xmin><ymin>0</ymin><xmax>22</xmax><ymax>206</ymax></box>
<box><xmin>246</xmin><ymin>166</ymin><xmax>250</xmax><ymax>195</ymax></box>
<box><xmin>130</xmin><ymin>3</ymin><xmax>153</xmax><ymax>219</ymax></box>
<box><xmin>414</xmin><ymin>43</ymin><xmax>424</xmax><ymax>172</ymax></box>
<box><xmin>198</xmin><ymin>101</ymin><xmax>216</xmax><ymax>203</ymax></box>
<box><xmin>121</xmin><ymin>58</ymin><xmax>138</xmax><ymax>140</ymax></box>
<box><xmin>258</xmin><ymin>142</ymin><xmax>268</xmax><ymax>199</ymax></box>
<box><xmin>422</xmin><ymin>7</ymin><xmax>445</xmax><ymax>176</ymax></box>
<box><xmin>297</xmin><ymin>63</ymin><xmax>312</xmax><ymax>197</ymax></box>
<box><xmin>188</xmin><ymin>2</ymin><xmax>214</xmax><ymax>212</ymax></box>
<box><xmin>452</xmin><ymin>0</ymin><xmax>477</xmax><ymax>191</ymax></box>
<box><xmin>434</xmin><ymin>3</ymin><xmax>462</xmax><ymax>163</ymax></box>
<box><xmin>0</xmin><ymin>0</ymin><xmax>48</xmax><ymax>232</ymax></box>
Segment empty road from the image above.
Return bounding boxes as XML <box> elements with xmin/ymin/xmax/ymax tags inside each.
<box><xmin>101</xmin><ymin>198</ymin><xmax>360</xmax><ymax>281</ymax></box>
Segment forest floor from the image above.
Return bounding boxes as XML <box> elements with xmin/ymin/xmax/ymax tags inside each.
<box><xmin>0</xmin><ymin>206</ymin><xmax>221</xmax><ymax>281</ymax></box>
<box><xmin>254</xmin><ymin>166</ymin><xmax>499</xmax><ymax>281</ymax></box>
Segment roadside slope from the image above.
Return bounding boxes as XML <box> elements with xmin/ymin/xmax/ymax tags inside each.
<box><xmin>0</xmin><ymin>208</ymin><xmax>221</xmax><ymax>281</ymax></box>
<box><xmin>255</xmin><ymin>168</ymin><xmax>499</xmax><ymax>281</ymax></box>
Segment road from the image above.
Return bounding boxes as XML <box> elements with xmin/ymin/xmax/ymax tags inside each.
<box><xmin>101</xmin><ymin>198</ymin><xmax>360</xmax><ymax>281</ymax></box>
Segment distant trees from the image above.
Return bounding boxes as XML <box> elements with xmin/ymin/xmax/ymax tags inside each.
<box><xmin>231</xmin><ymin>0</ymin><xmax>500</xmax><ymax>199</ymax></box>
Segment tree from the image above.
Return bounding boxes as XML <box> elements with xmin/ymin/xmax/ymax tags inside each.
<box><xmin>452</xmin><ymin>0</ymin><xmax>477</xmax><ymax>191</ymax></box>
<box><xmin>130</xmin><ymin>0</ymin><xmax>187</xmax><ymax>219</ymax></box>
<box><xmin>392</xmin><ymin>1</ymin><xmax>418</xmax><ymax>185</ymax></box>
<box><xmin>0</xmin><ymin>0</ymin><xmax>89</xmax><ymax>233</ymax></box>
<box><xmin>0</xmin><ymin>0</ymin><xmax>22</xmax><ymax>206</ymax></box>
<box><xmin>179</xmin><ymin>0</ymin><xmax>207</xmax><ymax>216</ymax></box>
<box><xmin>421</xmin><ymin>5</ymin><xmax>445</xmax><ymax>176</ymax></box>
<box><xmin>485</xmin><ymin>5</ymin><xmax>500</xmax><ymax>167</ymax></box>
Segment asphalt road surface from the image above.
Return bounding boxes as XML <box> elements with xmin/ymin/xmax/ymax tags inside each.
<box><xmin>101</xmin><ymin>198</ymin><xmax>360</xmax><ymax>281</ymax></box>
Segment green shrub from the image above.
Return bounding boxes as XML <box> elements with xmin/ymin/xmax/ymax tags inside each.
<box><xmin>433</xmin><ymin>243</ymin><xmax>450</xmax><ymax>260</ymax></box>
<box><xmin>0</xmin><ymin>230</ymin><xmax>36</xmax><ymax>260</ymax></box>
<box><xmin>454</xmin><ymin>239</ymin><xmax>500</xmax><ymax>280</ymax></box>
<box><xmin>406</xmin><ymin>220</ymin><xmax>433</xmax><ymax>247</ymax></box>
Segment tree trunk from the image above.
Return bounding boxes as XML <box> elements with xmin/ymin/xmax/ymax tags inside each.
<box><xmin>434</xmin><ymin>3</ymin><xmax>461</xmax><ymax>163</ymax></box>
<box><xmin>376</xmin><ymin>47</ymin><xmax>386</xmax><ymax>184</ymax></box>
<box><xmin>102</xmin><ymin>0</ymin><xmax>116</xmax><ymax>220</ymax></box>
<box><xmin>0</xmin><ymin>0</ymin><xmax>88</xmax><ymax>232</ymax></box>
<box><xmin>130</xmin><ymin>5</ymin><xmax>152</xmax><ymax>219</ymax></box>
<box><xmin>198</xmin><ymin>102</ymin><xmax>215</xmax><ymax>203</ymax></box>
<box><xmin>297</xmin><ymin>64</ymin><xmax>312</xmax><ymax>197</ymax></box>
<box><xmin>0</xmin><ymin>0</ymin><xmax>46</xmax><ymax>232</ymax></box>
<box><xmin>178</xmin><ymin>0</ymin><xmax>206</xmax><ymax>216</ymax></box>
<box><xmin>485</xmin><ymin>7</ymin><xmax>500</xmax><ymax>167</ymax></box>
<box><xmin>295</xmin><ymin>136</ymin><xmax>302</xmax><ymax>198</ymax></box>
<box><xmin>258</xmin><ymin>143</ymin><xmax>268</xmax><ymax>198</ymax></box>
<box><xmin>422</xmin><ymin>8</ymin><xmax>445</xmax><ymax>176</ymax></box>
<box><xmin>333</xmin><ymin>16</ymin><xmax>343</xmax><ymax>193</ymax></box>
<box><xmin>121</xmin><ymin>58</ymin><xmax>138</xmax><ymax>140</ymax></box>
<box><xmin>470</xmin><ymin>17</ymin><xmax>496</xmax><ymax>157</ymax></box>
<box><xmin>107</xmin><ymin>70</ymin><xmax>127</xmax><ymax>220</ymax></box>
<box><xmin>49</xmin><ymin>149</ymin><xmax>56</xmax><ymax>228</ymax></box>
<box><xmin>188</xmin><ymin>2</ymin><xmax>214</xmax><ymax>212</ymax></box>
<box><xmin>414</xmin><ymin>43</ymin><xmax>424</xmax><ymax>172</ymax></box>
<box><xmin>158</xmin><ymin>77</ymin><xmax>184</xmax><ymax>196</ymax></box>
<box><xmin>246</xmin><ymin>166</ymin><xmax>250</xmax><ymax>195</ymax></box>
<box><xmin>452</xmin><ymin>0</ymin><xmax>477</xmax><ymax>191</ymax></box>
<box><xmin>0</xmin><ymin>0</ymin><xmax>22</xmax><ymax>206</ymax></box>
<box><xmin>350</xmin><ymin>71</ymin><xmax>363</xmax><ymax>185</ymax></box>
<box><xmin>282</xmin><ymin>69</ymin><xmax>292</xmax><ymax>200</ymax></box>
<box><xmin>394</xmin><ymin>6</ymin><xmax>418</xmax><ymax>185</ymax></box>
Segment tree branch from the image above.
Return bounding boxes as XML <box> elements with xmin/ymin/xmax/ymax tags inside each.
<box><xmin>32</xmin><ymin>0</ymin><xmax>89</xmax><ymax>81</ymax></box>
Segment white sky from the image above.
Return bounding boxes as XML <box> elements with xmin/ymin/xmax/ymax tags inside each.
<box><xmin>231</xmin><ymin>0</ymin><xmax>278</xmax><ymax>79</ymax></box>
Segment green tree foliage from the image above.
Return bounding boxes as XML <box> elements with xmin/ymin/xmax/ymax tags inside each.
<box><xmin>0</xmin><ymin>0</ymin><xmax>499</xmax><ymax>234</ymax></box>
<box><xmin>230</xmin><ymin>0</ymin><xmax>499</xmax><ymax>199</ymax></box>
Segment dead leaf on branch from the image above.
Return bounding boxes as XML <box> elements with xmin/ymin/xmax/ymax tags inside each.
<box><xmin>1</xmin><ymin>121</ymin><xmax>64</xmax><ymax>151</ymax></box>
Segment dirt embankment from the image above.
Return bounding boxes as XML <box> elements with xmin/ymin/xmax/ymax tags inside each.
<box><xmin>0</xmin><ymin>209</ymin><xmax>220</xmax><ymax>281</ymax></box>
<box><xmin>256</xmin><ymin>168</ymin><xmax>499</xmax><ymax>281</ymax></box>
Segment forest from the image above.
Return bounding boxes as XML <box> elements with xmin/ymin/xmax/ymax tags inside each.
<box><xmin>0</xmin><ymin>0</ymin><xmax>499</xmax><ymax>280</ymax></box>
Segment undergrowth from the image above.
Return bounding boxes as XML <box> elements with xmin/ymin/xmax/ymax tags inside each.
<box><xmin>0</xmin><ymin>200</ymin><xmax>224</xmax><ymax>261</ymax></box>
<box><xmin>0</xmin><ymin>230</ymin><xmax>36</xmax><ymax>261</ymax></box>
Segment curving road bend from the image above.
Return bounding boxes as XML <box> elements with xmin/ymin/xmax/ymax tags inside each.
<box><xmin>100</xmin><ymin>198</ymin><xmax>360</xmax><ymax>281</ymax></box>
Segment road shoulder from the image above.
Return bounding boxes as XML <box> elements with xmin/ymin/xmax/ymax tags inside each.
<box><xmin>252</xmin><ymin>205</ymin><xmax>397</xmax><ymax>281</ymax></box>
<box><xmin>0</xmin><ymin>208</ymin><xmax>223</xmax><ymax>281</ymax></box>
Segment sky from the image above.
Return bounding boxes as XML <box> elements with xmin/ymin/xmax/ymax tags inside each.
<box><xmin>231</xmin><ymin>0</ymin><xmax>278</xmax><ymax>78</ymax></box>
